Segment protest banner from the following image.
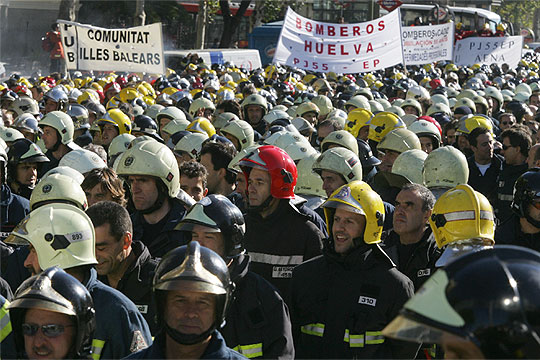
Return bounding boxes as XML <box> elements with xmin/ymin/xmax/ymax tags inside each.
<box><xmin>272</xmin><ymin>7</ymin><xmax>403</xmax><ymax>73</ymax></box>
<box><xmin>453</xmin><ymin>36</ymin><xmax>523</xmax><ymax>68</ymax></box>
<box><xmin>401</xmin><ymin>23</ymin><xmax>454</xmax><ymax>65</ymax></box>
<box><xmin>58</xmin><ymin>20</ymin><xmax>165</xmax><ymax>74</ymax></box>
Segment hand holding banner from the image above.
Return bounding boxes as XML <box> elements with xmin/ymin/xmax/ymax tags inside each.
<box><xmin>59</xmin><ymin>20</ymin><xmax>165</xmax><ymax>74</ymax></box>
<box><xmin>272</xmin><ymin>7</ymin><xmax>404</xmax><ymax>74</ymax></box>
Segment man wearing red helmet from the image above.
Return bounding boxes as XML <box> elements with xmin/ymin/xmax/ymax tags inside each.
<box><xmin>239</xmin><ymin>145</ymin><xmax>324</xmax><ymax>300</ymax></box>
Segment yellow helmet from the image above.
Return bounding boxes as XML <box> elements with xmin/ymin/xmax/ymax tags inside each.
<box><xmin>322</xmin><ymin>180</ymin><xmax>385</xmax><ymax>245</ymax></box>
<box><xmin>345</xmin><ymin>108</ymin><xmax>373</xmax><ymax>138</ymax></box>
<box><xmin>186</xmin><ymin>117</ymin><xmax>216</xmax><ymax>137</ymax></box>
<box><xmin>97</xmin><ymin>109</ymin><xmax>132</xmax><ymax>135</ymax></box>
<box><xmin>368</xmin><ymin>112</ymin><xmax>406</xmax><ymax>143</ymax></box>
<box><xmin>429</xmin><ymin>184</ymin><xmax>495</xmax><ymax>249</ymax></box>
<box><xmin>77</xmin><ymin>90</ymin><xmax>100</xmax><ymax>105</ymax></box>
<box><xmin>118</xmin><ymin>88</ymin><xmax>140</xmax><ymax>103</ymax></box>
<box><xmin>456</xmin><ymin>115</ymin><xmax>493</xmax><ymax>135</ymax></box>
<box><xmin>162</xmin><ymin>87</ymin><xmax>180</xmax><ymax>96</ymax></box>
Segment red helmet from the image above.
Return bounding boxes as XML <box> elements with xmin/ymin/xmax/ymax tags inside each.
<box><xmin>103</xmin><ymin>82</ymin><xmax>121</xmax><ymax>95</ymax></box>
<box><xmin>239</xmin><ymin>145</ymin><xmax>297</xmax><ymax>199</ymax></box>
<box><xmin>418</xmin><ymin>115</ymin><xmax>442</xmax><ymax>137</ymax></box>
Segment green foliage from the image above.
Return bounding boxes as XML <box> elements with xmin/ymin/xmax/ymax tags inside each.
<box><xmin>493</xmin><ymin>0</ymin><xmax>540</xmax><ymax>30</ymax></box>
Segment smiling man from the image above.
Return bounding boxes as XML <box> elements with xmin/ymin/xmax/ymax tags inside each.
<box><xmin>87</xmin><ymin>201</ymin><xmax>159</xmax><ymax>334</ymax></box>
<box><xmin>290</xmin><ymin>181</ymin><xmax>417</xmax><ymax>359</ymax></box>
<box><xmin>8</xmin><ymin>267</ymin><xmax>96</xmax><ymax>360</ymax></box>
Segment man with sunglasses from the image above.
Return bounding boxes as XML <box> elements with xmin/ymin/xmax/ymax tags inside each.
<box><xmin>496</xmin><ymin>169</ymin><xmax>540</xmax><ymax>252</ymax></box>
<box><xmin>8</xmin><ymin>266</ymin><xmax>96</xmax><ymax>359</ymax></box>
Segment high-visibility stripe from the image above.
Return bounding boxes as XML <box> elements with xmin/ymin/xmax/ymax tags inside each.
<box><xmin>343</xmin><ymin>329</ymin><xmax>364</xmax><ymax>348</ymax></box>
<box><xmin>0</xmin><ymin>299</ymin><xmax>12</xmax><ymax>342</ymax></box>
<box><xmin>498</xmin><ymin>194</ymin><xmax>514</xmax><ymax>201</ymax></box>
<box><xmin>249</xmin><ymin>252</ymin><xmax>304</xmax><ymax>265</ymax></box>
<box><xmin>365</xmin><ymin>331</ymin><xmax>385</xmax><ymax>345</ymax></box>
<box><xmin>90</xmin><ymin>339</ymin><xmax>106</xmax><ymax>360</ymax></box>
<box><xmin>232</xmin><ymin>343</ymin><xmax>263</xmax><ymax>358</ymax></box>
<box><xmin>443</xmin><ymin>210</ymin><xmax>493</xmax><ymax>222</ymax></box>
<box><xmin>301</xmin><ymin>323</ymin><xmax>325</xmax><ymax>337</ymax></box>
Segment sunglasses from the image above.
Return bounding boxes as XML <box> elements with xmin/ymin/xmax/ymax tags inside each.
<box><xmin>532</xmin><ymin>201</ymin><xmax>540</xmax><ymax>210</ymax></box>
<box><xmin>21</xmin><ymin>323</ymin><xmax>74</xmax><ymax>338</ymax></box>
<box><xmin>502</xmin><ymin>144</ymin><xmax>514</xmax><ymax>150</ymax></box>
<box><xmin>501</xmin><ymin>121</ymin><xmax>514</xmax><ymax>125</ymax></box>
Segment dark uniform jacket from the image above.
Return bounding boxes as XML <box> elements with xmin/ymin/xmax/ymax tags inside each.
<box><xmin>83</xmin><ymin>268</ymin><xmax>152</xmax><ymax>359</ymax></box>
<box><xmin>244</xmin><ymin>200</ymin><xmax>323</xmax><ymax>300</ymax></box>
<box><xmin>125</xmin><ymin>330</ymin><xmax>247</xmax><ymax>359</ymax></box>
<box><xmin>494</xmin><ymin>162</ymin><xmax>528</xmax><ymax>223</ymax></box>
<box><xmin>222</xmin><ymin>254</ymin><xmax>294</xmax><ymax>359</ymax></box>
<box><xmin>467</xmin><ymin>154</ymin><xmax>503</xmax><ymax>204</ymax></box>
<box><xmin>495</xmin><ymin>214</ymin><xmax>540</xmax><ymax>252</ymax></box>
<box><xmin>0</xmin><ymin>184</ymin><xmax>29</xmax><ymax>240</ymax></box>
<box><xmin>131</xmin><ymin>197</ymin><xmax>188</xmax><ymax>257</ymax></box>
<box><xmin>381</xmin><ymin>227</ymin><xmax>442</xmax><ymax>291</ymax></box>
<box><xmin>97</xmin><ymin>241</ymin><xmax>159</xmax><ymax>335</ymax></box>
<box><xmin>290</xmin><ymin>241</ymin><xmax>417</xmax><ymax>359</ymax></box>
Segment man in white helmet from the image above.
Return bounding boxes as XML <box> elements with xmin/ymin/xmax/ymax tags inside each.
<box><xmin>38</xmin><ymin>111</ymin><xmax>79</xmax><ymax>174</ymax></box>
<box><xmin>5</xmin><ymin>203</ymin><xmax>152</xmax><ymax>359</ymax></box>
<box><xmin>116</xmin><ymin>139</ymin><xmax>194</xmax><ymax>257</ymax></box>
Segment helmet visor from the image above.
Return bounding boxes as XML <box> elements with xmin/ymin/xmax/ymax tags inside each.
<box><xmin>176</xmin><ymin>202</ymin><xmax>220</xmax><ymax>233</ymax></box>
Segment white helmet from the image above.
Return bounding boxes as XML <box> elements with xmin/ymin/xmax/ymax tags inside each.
<box><xmin>220</xmin><ymin>120</ymin><xmax>255</xmax><ymax>151</ymax></box>
<box><xmin>312</xmin><ymin>147</ymin><xmax>363</xmax><ymax>183</ymax></box>
<box><xmin>5</xmin><ymin>203</ymin><xmax>97</xmax><ymax>270</ymax></box>
<box><xmin>39</xmin><ymin>111</ymin><xmax>77</xmax><ymax>149</ymax></box>
<box><xmin>30</xmin><ymin>173</ymin><xmax>88</xmax><ymax>211</ymax></box>
<box><xmin>117</xmin><ymin>140</ymin><xmax>181</xmax><ymax>198</ymax></box>
<box><xmin>423</xmin><ymin>146</ymin><xmax>469</xmax><ymax>189</ymax></box>
<box><xmin>295</xmin><ymin>153</ymin><xmax>326</xmax><ymax>198</ymax></box>
<box><xmin>391</xmin><ymin>149</ymin><xmax>428</xmax><ymax>185</ymax></box>
<box><xmin>108</xmin><ymin>134</ymin><xmax>136</xmax><ymax>160</ymax></box>
<box><xmin>42</xmin><ymin>166</ymin><xmax>85</xmax><ymax>185</ymax></box>
<box><xmin>58</xmin><ymin>149</ymin><xmax>107</xmax><ymax>175</ymax></box>
<box><xmin>173</xmin><ymin>132</ymin><xmax>208</xmax><ymax>160</ymax></box>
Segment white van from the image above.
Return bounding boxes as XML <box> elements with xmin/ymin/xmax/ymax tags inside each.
<box><xmin>164</xmin><ymin>49</ymin><xmax>262</xmax><ymax>71</ymax></box>
<box><xmin>382</xmin><ymin>4</ymin><xmax>503</xmax><ymax>32</ymax></box>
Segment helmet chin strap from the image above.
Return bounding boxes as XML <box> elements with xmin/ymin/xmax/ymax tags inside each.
<box><xmin>139</xmin><ymin>182</ymin><xmax>168</xmax><ymax>215</ymax></box>
<box><xmin>524</xmin><ymin>207</ymin><xmax>540</xmax><ymax>230</ymax></box>
<box><xmin>164</xmin><ymin>323</ymin><xmax>215</xmax><ymax>346</ymax></box>
<box><xmin>248</xmin><ymin>194</ymin><xmax>274</xmax><ymax>213</ymax></box>
<box><xmin>50</xmin><ymin>129</ymin><xmax>62</xmax><ymax>152</ymax></box>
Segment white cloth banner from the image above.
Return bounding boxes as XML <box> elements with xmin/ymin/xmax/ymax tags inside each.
<box><xmin>401</xmin><ymin>23</ymin><xmax>454</xmax><ymax>65</ymax></box>
<box><xmin>272</xmin><ymin>7</ymin><xmax>403</xmax><ymax>73</ymax></box>
<box><xmin>58</xmin><ymin>20</ymin><xmax>165</xmax><ymax>74</ymax></box>
<box><xmin>453</xmin><ymin>36</ymin><xmax>523</xmax><ymax>68</ymax></box>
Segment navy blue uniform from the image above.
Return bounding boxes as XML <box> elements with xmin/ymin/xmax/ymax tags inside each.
<box><xmin>83</xmin><ymin>268</ymin><xmax>152</xmax><ymax>359</ymax></box>
<box><xmin>125</xmin><ymin>330</ymin><xmax>247</xmax><ymax>359</ymax></box>
<box><xmin>131</xmin><ymin>197</ymin><xmax>189</xmax><ymax>257</ymax></box>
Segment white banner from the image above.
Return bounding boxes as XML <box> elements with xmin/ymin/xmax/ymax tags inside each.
<box><xmin>58</xmin><ymin>20</ymin><xmax>165</xmax><ymax>74</ymax></box>
<box><xmin>401</xmin><ymin>23</ymin><xmax>454</xmax><ymax>65</ymax></box>
<box><xmin>272</xmin><ymin>7</ymin><xmax>404</xmax><ymax>73</ymax></box>
<box><xmin>453</xmin><ymin>36</ymin><xmax>523</xmax><ymax>68</ymax></box>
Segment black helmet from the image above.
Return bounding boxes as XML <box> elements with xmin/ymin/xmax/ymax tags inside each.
<box><xmin>505</xmin><ymin>100</ymin><xmax>533</xmax><ymax>123</ymax></box>
<box><xmin>7</xmin><ymin>138</ymin><xmax>49</xmax><ymax>187</ymax></box>
<box><xmin>383</xmin><ymin>246</ymin><xmax>540</xmax><ymax>359</ymax></box>
<box><xmin>153</xmin><ymin>241</ymin><xmax>233</xmax><ymax>345</ymax></box>
<box><xmin>176</xmin><ymin>194</ymin><xmax>245</xmax><ymax>259</ymax></box>
<box><xmin>133</xmin><ymin>115</ymin><xmax>162</xmax><ymax>142</ymax></box>
<box><xmin>8</xmin><ymin>266</ymin><xmax>96</xmax><ymax>359</ymax></box>
<box><xmin>66</xmin><ymin>104</ymin><xmax>90</xmax><ymax>131</ymax></box>
<box><xmin>357</xmin><ymin>139</ymin><xmax>381</xmax><ymax>168</ymax></box>
<box><xmin>511</xmin><ymin>169</ymin><xmax>540</xmax><ymax>228</ymax></box>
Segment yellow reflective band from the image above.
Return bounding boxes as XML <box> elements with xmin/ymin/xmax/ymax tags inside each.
<box><xmin>232</xmin><ymin>343</ymin><xmax>263</xmax><ymax>358</ymax></box>
<box><xmin>90</xmin><ymin>339</ymin><xmax>106</xmax><ymax>360</ymax></box>
<box><xmin>366</xmin><ymin>331</ymin><xmax>385</xmax><ymax>345</ymax></box>
<box><xmin>343</xmin><ymin>329</ymin><xmax>364</xmax><ymax>348</ymax></box>
<box><xmin>0</xmin><ymin>300</ymin><xmax>12</xmax><ymax>342</ymax></box>
<box><xmin>301</xmin><ymin>323</ymin><xmax>325</xmax><ymax>337</ymax></box>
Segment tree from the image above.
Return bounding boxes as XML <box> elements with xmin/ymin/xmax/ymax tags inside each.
<box><xmin>219</xmin><ymin>0</ymin><xmax>252</xmax><ymax>48</ymax></box>
<box><xmin>58</xmin><ymin>0</ymin><xmax>80</xmax><ymax>21</ymax></box>
<box><xmin>493</xmin><ymin>0</ymin><xmax>540</xmax><ymax>34</ymax></box>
